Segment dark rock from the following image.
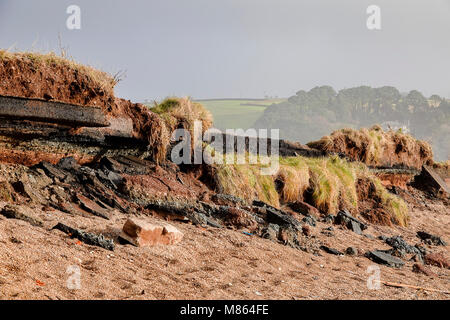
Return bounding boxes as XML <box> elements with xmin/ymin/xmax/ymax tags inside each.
<box><xmin>412</xmin><ymin>165</ymin><xmax>449</xmax><ymax>198</ymax></box>
<box><xmin>384</xmin><ymin>235</ymin><xmax>422</xmax><ymax>257</ymax></box>
<box><xmin>335</xmin><ymin>210</ymin><xmax>367</xmax><ymax>231</ymax></box>
<box><xmin>320</xmin><ymin>245</ymin><xmax>343</xmax><ymax>256</ymax></box>
<box><xmin>345</xmin><ymin>247</ymin><xmax>358</xmax><ymax>256</ymax></box>
<box><xmin>265</xmin><ymin>206</ymin><xmax>301</xmax><ymax>230</ymax></box>
<box><xmin>302</xmin><ymin>215</ymin><xmax>316</xmax><ymax>227</ymax></box>
<box><xmin>323</xmin><ymin>214</ymin><xmax>335</xmax><ymax>224</ymax></box>
<box><xmin>366</xmin><ymin>250</ymin><xmax>405</xmax><ymax>268</ymax></box>
<box><xmin>34</xmin><ymin>161</ymin><xmax>67</xmax><ymax>181</ymax></box>
<box><xmin>349</xmin><ymin>220</ymin><xmax>362</xmax><ymax>235</ymax></box>
<box><xmin>75</xmin><ymin>193</ymin><xmax>112</xmax><ymax>220</ymax></box>
<box><xmin>261</xmin><ymin>224</ymin><xmax>279</xmax><ymax>240</ymax></box>
<box><xmin>57</xmin><ymin>157</ymin><xmax>80</xmax><ymax>171</ymax></box>
<box><xmin>52</xmin><ymin>222</ymin><xmax>114</xmax><ymax>251</ymax></box>
<box><xmin>211</xmin><ymin>194</ymin><xmax>246</xmax><ymax>206</ymax></box>
<box><xmin>378</xmin><ymin>235</ymin><xmax>388</xmax><ymax>241</ymax></box>
<box><xmin>0</xmin><ymin>204</ymin><xmax>43</xmax><ymax>227</ymax></box>
<box><xmin>363</xmin><ymin>234</ymin><xmax>376</xmax><ymax>240</ymax></box>
<box><xmin>416</xmin><ymin>231</ymin><xmax>447</xmax><ymax>246</ymax></box>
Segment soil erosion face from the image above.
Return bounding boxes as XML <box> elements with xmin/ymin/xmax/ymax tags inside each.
<box><xmin>0</xmin><ymin>52</ymin><xmax>169</xmax><ymax>166</ymax></box>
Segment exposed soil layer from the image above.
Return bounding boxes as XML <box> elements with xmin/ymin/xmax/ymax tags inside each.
<box><xmin>0</xmin><ymin>52</ymin><xmax>169</xmax><ymax>165</ymax></box>
<box><xmin>307</xmin><ymin>127</ymin><xmax>433</xmax><ymax>170</ymax></box>
<box><xmin>0</xmin><ymin>52</ymin><xmax>117</xmax><ymax>113</ymax></box>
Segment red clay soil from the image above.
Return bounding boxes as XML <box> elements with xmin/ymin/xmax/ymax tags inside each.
<box><xmin>0</xmin><ymin>149</ymin><xmax>95</xmax><ymax>167</ymax></box>
<box><xmin>0</xmin><ymin>52</ymin><xmax>169</xmax><ymax>165</ymax></box>
<box><xmin>115</xmin><ymin>98</ymin><xmax>168</xmax><ymax>163</ymax></box>
<box><xmin>375</xmin><ymin>173</ymin><xmax>415</xmax><ymax>189</ymax></box>
<box><xmin>0</xmin><ymin>52</ymin><xmax>117</xmax><ymax>113</ymax></box>
<box><xmin>356</xmin><ymin>177</ymin><xmax>393</xmax><ymax>226</ymax></box>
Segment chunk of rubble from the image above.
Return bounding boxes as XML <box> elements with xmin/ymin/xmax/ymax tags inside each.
<box><xmin>75</xmin><ymin>193</ymin><xmax>112</xmax><ymax>220</ymax></box>
<box><xmin>320</xmin><ymin>245</ymin><xmax>343</xmax><ymax>256</ymax></box>
<box><xmin>211</xmin><ymin>194</ymin><xmax>246</xmax><ymax>206</ymax></box>
<box><xmin>345</xmin><ymin>247</ymin><xmax>358</xmax><ymax>256</ymax></box>
<box><xmin>52</xmin><ymin>222</ymin><xmax>115</xmax><ymax>251</ymax></box>
<box><xmin>0</xmin><ymin>204</ymin><xmax>43</xmax><ymax>227</ymax></box>
<box><xmin>366</xmin><ymin>250</ymin><xmax>405</xmax><ymax>268</ymax></box>
<box><xmin>302</xmin><ymin>215</ymin><xmax>316</xmax><ymax>227</ymax></box>
<box><xmin>412</xmin><ymin>165</ymin><xmax>450</xmax><ymax>198</ymax></box>
<box><xmin>384</xmin><ymin>235</ymin><xmax>423</xmax><ymax>257</ymax></box>
<box><xmin>335</xmin><ymin>210</ymin><xmax>367</xmax><ymax>232</ymax></box>
<box><xmin>119</xmin><ymin>218</ymin><xmax>183</xmax><ymax>247</ymax></box>
<box><xmin>261</xmin><ymin>224</ymin><xmax>280</xmax><ymax>240</ymax></box>
<box><xmin>252</xmin><ymin>200</ymin><xmax>301</xmax><ymax>230</ymax></box>
<box><xmin>416</xmin><ymin>231</ymin><xmax>447</xmax><ymax>246</ymax></box>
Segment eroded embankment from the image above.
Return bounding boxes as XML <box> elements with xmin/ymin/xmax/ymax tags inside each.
<box><xmin>209</xmin><ymin>155</ymin><xmax>409</xmax><ymax>227</ymax></box>
<box><xmin>307</xmin><ymin>126</ymin><xmax>433</xmax><ymax>170</ymax></box>
<box><xmin>0</xmin><ymin>51</ymin><xmax>168</xmax><ymax>165</ymax></box>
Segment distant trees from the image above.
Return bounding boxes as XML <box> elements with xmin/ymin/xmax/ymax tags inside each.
<box><xmin>253</xmin><ymin>85</ymin><xmax>449</xmax><ymax>161</ymax></box>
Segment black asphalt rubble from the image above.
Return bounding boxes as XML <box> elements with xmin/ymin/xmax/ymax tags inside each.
<box><xmin>52</xmin><ymin>222</ymin><xmax>115</xmax><ymax>251</ymax></box>
<box><xmin>366</xmin><ymin>250</ymin><xmax>405</xmax><ymax>268</ymax></box>
<box><xmin>417</xmin><ymin>231</ymin><xmax>447</xmax><ymax>246</ymax></box>
<box><xmin>335</xmin><ymin>210</ymin><xmax>367</xmax><ymax>233</ymax></box>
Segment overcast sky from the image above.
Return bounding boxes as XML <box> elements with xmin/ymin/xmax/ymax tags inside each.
<box><xmin>0</xmin><ymin>0</ymin><xmax>449</xmax><ymax>101</ymax></box>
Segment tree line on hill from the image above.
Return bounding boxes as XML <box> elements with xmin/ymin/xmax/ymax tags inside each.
<box><xmin>253</xmin><ymin>86</ymin><xmax>449</xmax><ymax>161</ymax></box>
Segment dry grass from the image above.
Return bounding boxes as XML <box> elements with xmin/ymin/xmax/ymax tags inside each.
<box><xmin>151</xmin><ymin>97</ymin><xmax>213</xmax><ymax>162</ymax></box>
<box><xmin>215</xmin><ymin>157</ymin><xmax>280</xmax><ymax>207</ymax></box>
<box><xmin>152</xmin><ymin>97</ymin><xmax>213</xmax><ymax>134</ymax></box>
<box><xmin>213</xmin><ymin>153</ymin><xmax>408</xmax><ymax>226</ymax></box>
<box><xmin>307</xmin><ymin>125</ymin><xmax>433</xmax><ymax>168</ymax></box>
<box><xmin>0</xmin><ymin>50</ymin><xmax>117</xmax><ymax>93</ymax></box>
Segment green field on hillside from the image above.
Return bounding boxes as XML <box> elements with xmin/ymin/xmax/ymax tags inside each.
<box><xmin>196</xmin><ymin>99</ymin><xmax>285</xmax><ymax>130</ymax></box>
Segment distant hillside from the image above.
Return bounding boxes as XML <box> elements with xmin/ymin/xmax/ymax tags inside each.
<box><xmin>195</xmin><ymin>98</ymin><xmax>286</xmax><ymax>130</ymax></box>
<box><xmin>253</xmin><ymin>86</ymin><xmax>449</xmax><ymax>161</ymax></box>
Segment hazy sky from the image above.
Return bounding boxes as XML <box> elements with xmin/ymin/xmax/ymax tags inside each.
<box><xmin>0</xmin><ymin>0</ymin><xmax>449</xmax><ymax>101</ymax></box>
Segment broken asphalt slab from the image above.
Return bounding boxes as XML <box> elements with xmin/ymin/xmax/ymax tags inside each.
<box><xmin>366</xmin><ymin>250</ymin><xmax>405</xmax><ymax>268</ymax></box>
<box><xmin>335</xmin><ymin>210</ymin><xmax>367</xmax><ymax>232</ymax></box>
<box><xmin>52</xmin><ymin>222</ymin><xmax>115</xmax><ymax>251</ymax></box>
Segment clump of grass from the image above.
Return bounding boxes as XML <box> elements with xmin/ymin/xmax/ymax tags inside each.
<box><xmin>307</xmin><ymin>125</ymin><xmax>433</xmax><ymax>168</ymax></box>
<box><xmin>152</xmin><ymin>97</ymin><xmax>213</xmax><ymax>134</ymax></box>
<box><xmin>0</xmin><ymin>50</ymin><xmax>117</xmax><ymax>93</ymax></box>
<box><xmin>277</xmin><ymin>157</ymin><xmax>310</xmax><ymax>203</ymax></box>
<box><xmin>302</xmin><ymin>155</ymin><xmax>358</xmax><ymax>214</ymax></box>
<box><xmin>152</xmin><ymin>97</ymin><xmax>213</xmax><ymax>161</ymax></box>
<box><xmin>212</xmin><ymin>152</ymin><xmax>408</xmax><ymax>226</ymax></box>
<box><xmin>215</xmin><ymin>161</ymin><xmax>279</xmax><ymax>207</ymax></box>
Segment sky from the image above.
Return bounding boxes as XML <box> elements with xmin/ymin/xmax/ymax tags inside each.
<box><xmin>0</xmin><ymin>0</ymin><xmax>449</xmax><ymax>101</ymax></box>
